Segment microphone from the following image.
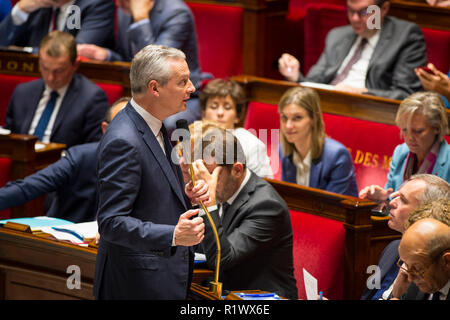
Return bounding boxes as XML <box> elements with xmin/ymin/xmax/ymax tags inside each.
<box><xmin>175</xmin><ymin>119</ymin><xmax>223</xmax><ymax>299</ymax></box>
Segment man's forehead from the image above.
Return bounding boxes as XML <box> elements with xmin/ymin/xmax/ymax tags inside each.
<box><xmin>401</xmin><ymin>179</ymin><xmax>426</xmax><ymax>198</ymax></box>
<box><xmin>347</xmin><ymin>0</ymin><xmax>376</xmax><ymax>8</ymax></box>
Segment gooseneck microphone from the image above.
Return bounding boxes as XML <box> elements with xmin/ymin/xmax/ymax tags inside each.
<box><xmin>175</xmin><ymin>119</ymin><xmax>223</xmax><ymax>298</ymax></box>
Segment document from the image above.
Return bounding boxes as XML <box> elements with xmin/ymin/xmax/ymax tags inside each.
<box><xmin>40</xmin><ymin>221</ymin><xmax>97</xmax><ymax>246</ymax></box>
<box><xmin>303</xmin><ymin>268</ymin><xmax>318</xmax><ymax>300</ymax></box>
<box><xmin>300</xmin><ymin>82</ymin><xmax>335</xmax><ymax>91</ymax></box>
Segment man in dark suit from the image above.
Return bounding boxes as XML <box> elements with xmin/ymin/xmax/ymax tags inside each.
<box><xmin>0</xmin><ymin>0</ymin><xmax>114</xmax><ymax>50</ymax></box>
<box><xmin>94</xmin><ymin>45</ymin><xmax>206</xmax><ymax>299</ymax></box>
<box><xmin>395</xmin><ymin>218</ymin><xmax>450</xmax><ymax>300</ymax></box>
<box><xmin>188</xmin><ymin>125</ymin><xmax>298</xmax><ymax>299</ymax></box>
<box><xmin>77</xmin><ymin>0</ymin><xmax>204</xmax><ymax>133</ymax></box>
<box><xmin>361</xmin><ymin>174</ymin><xmax>450</xmax><ymax>300</ymax></box>
<box><xmin>4</xmin><ymin>31</ymin><xmax>109</xmax><ymax>148</ymax></box>
<box><xmin>278</xmin><ymin>0</ymin><xmax>426</xmax><ymax>100</ymax></box>
<box><xmin>0</xmin><ymin>97</ymin><xmax>128</xmax><ymax>223</ymax></box>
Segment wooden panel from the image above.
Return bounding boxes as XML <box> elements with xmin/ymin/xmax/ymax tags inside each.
<box><xmin>390</xmin><ymin>1</ymin><xmax>450</xmax><ymax>31</ymax></box>
<box><xmin>232</xmin><ymin>74</ymin><xmax>450</xmax><ymax>125</ymax></box>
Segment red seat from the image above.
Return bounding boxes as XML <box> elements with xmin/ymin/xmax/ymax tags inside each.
<box><xmin>421</xmin><ymin>27</ymin><xmax>450</xmax><ymax>73</ymax></box>
<box><xmin>95</xmin><ymin>83</ymin><xmax>124</xmax><ymax>106</ymax></box>
<box><xmin>186</xmin><ymin>2</ymin><xmax>243</xmax><ymax>79</ymax></box>
<box><xmin>290</xmin><ymin>209</ymin><xmax>345</xmax><ymax>300</ymax></box>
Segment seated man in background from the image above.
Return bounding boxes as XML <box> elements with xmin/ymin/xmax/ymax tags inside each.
<box><xmin>0</xmin><ymin>0</ymin><xmax>115</xmax><ymax>50</ymax></box>
<box><xmin>77</xmin><ymin>0</ymin><xmax>204</xmax><ymax>133</ymax></box>
<box><xmin>186</xmin><ymin>124</ymin><xmax>298</xmax><ymax>299</ymax></box>
<box><xmin>0</xmin><ymin>97</ymin><xmax>129</xmax><ymax>223</ymax></box>
<box><xmin>278</xmin><ymin>0</ymin><xmax>426</xmax><ymax>100</ymax></box>
<box><xmin>393</xmin><ymin>217</ymin><xmax>450</xmax><ymax>300</ymax></box>
<box><xmin>361</xmin><ymin>174</ymin><xmax>450</xmax><ymax>300</ymax></box>
<box><xmin>4</xmin><ymin>31</ymin><xmax>109</xmax><ymax>148</ymax></box>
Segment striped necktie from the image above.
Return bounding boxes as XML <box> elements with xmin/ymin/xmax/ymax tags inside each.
<box><xmin>33</xmin><ymin>90</ymin><xmax>59</xmax><ymax>141</ymax></box>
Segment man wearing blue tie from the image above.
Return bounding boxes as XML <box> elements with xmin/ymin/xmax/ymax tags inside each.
<box><xmin>4</xmin><ymin>31</ymin><xmax>109</xmax><ymax>148</ymax></box>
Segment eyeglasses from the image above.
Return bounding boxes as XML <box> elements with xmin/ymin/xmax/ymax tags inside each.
<box><xmin>347</xmin><ymin>6</ymin><xmax>371</xmax><ymax>18</ymax></box>
<box><xmin>396</xmin><ymin>258</ymin><xmax>433</xmax><ymax>278</ymax></box>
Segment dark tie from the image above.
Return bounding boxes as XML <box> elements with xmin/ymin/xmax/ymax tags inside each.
<box><xmin>51</xmin><ymin>8</ymin><xmax>60</xmax><ymax>31</ymax></box>
<box><xmin>431</xmin><ymin>291</ymin><xmax>441</xmax><ymax>301</ymax></box>
<box><xmin>220</xmin><ymin>202</ymin><xmax>230</xmax><ymax>218</ymax></box>
<box><xmin>371</xmin><ymin>263</ymin><xmax>399</xmax><ymax>300</ymax></box>
<box><xmin>33</xmin><ymin>91</ymin><xmax>59</xmax><ymax>141</ymax></box>
<box><xmin>331</xmin><ymin>38</ymin><xmax>368</xmax><ymax>85</ymax></box>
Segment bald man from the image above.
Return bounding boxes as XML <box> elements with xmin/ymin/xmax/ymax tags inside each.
<box><xmin>393</xmin><ymin>218</ymin><xmax>450</xmax><ymax>300</ymax></box>
<box><xmin>0</xmin><ymin>97</ymin><xmax>129</xmax><ymax>223</ymax></box>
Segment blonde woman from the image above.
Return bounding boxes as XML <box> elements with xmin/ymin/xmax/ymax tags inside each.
<box><xmin>278</xmin><ymin>87</ymin><xmax>358</xmax><ymax>196</ymax></box>
<box><xmin>360</xmin><ymin>91</ymin><xmax>450</xmax><ymax>202</ymax></box>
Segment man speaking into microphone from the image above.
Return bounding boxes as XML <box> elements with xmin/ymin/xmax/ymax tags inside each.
<box><xmin>94</xmin><ymin>45</ymin><xmax>208</xmax><ymax>300</ymax></box>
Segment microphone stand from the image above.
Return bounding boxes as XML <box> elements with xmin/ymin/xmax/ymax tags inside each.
<box><xmin>175</xmin><ymin>120</ymin><xmax>222</xmax><ymax>299</ymax></box>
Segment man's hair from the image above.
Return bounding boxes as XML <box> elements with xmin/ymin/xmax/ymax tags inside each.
<box><xmin>39</xmin><ymin>31</ymin><xmax>77</xmax><ymax>64</ymax></box>
<box><xmin>189</xmin><ymin>120</ymin><xmax>246</xmax><ymax>168</ymax></box>
<box><xmin>406</xmin><ymin>198</ymin><xmax>450</xmax><ymax>231</ymax></box>
<box><xmin>104</xmin><ymin>97</ymin><xmax>131</xmax><ymax>123</ymax></box>
<box><xmin>130</xmin><ymin>45</ymin><xmax>186</xmax><ymax>96</ymax></box>
<box><xmin>408</xmin><ymin>174</ymin><xmax>450</xmax><ymax>206</ymax></box>
<box><xmin>199</xmin><ymin>79</ymin><xmax>247</xmax><ymax>127</ymax></box>
<box><xmin>395</xmin><ymin>91</ymin><xmax>448</xmax><ymax>142</ymax></box>
<box><xmin>278</xmin><ymin>87</ymin><xmax>326</xmax><ymax>160</ymax></box>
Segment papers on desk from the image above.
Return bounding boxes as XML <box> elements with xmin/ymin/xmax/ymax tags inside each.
<box><xmin>300</xmin><ymin>82</ymin><xmax>335</xmax><ymax>91</ymax></box>
<box><xmin>0</xmin><ymin>216</ymin><xmax>73</xmax><ymax>232</ymax></box>
<box><xmin>303</xmin><ymin>268</ymin><xmax>319</xmax><ymax>300</ymax></box>
<box><xmin>40</xmin><ymin>221</ymin><xmax>98</xmax><ymax>247</ymax></box>
<box><xmin>0</xmin><ymin>127</ymin><xmax>11</xmax><ymax>135</ymax></box>
<box><xmin>35</xmin><ymin>142</ymin><xmax>46</xmax><ymax>151</ymax></box>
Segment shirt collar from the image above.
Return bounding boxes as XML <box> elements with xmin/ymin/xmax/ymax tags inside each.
<box><xmin>438</xmin><ymin>278</ymin><xmax>450</xmax><ymax>298</ymax></box>
<box><xmin>226</xmin><ymin>168</ymin><xmax>251</xmax><ymax>206</ymax></box>
<box><xmin>44</xmin><ymin>83</ymin><xmax>69</xmax><ymax>100</ymax></box>
<box><xmin>360</xmin><ymin>30</ymin><xmax>380</xmax><ymax>49</ymax></box>
<box><xmin>130</xmin><ymin>98</ymin><xmax>162</xmax><ymax>137</ymax></box>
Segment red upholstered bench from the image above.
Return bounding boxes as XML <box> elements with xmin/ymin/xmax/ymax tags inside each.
<box><xmin>290</xmin><ymin>209</ymin><xmax>345</xmax><ymax>300</ymax></box>
<box><xmin>186</xmin><ymin>2</ymin><xmax>243</xmax><ymax>79</ymax></box>
<box><xmin>421</xmin><ymin>27</ymin><xmax>450</xmax><ymax>73</ymax></box>
<box><xmin>96</xmin><ymin>83</ymin><xmax>124</xmax><ymax>106</ymax></box>
<box><xmin>244</xmin><ymin>101</ymin><xmax>402</xmax><ymax>190</ymax></box>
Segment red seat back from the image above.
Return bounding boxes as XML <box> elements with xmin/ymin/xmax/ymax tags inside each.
<box><xmin>290</xmin><ymin>210</ymin><xmax>345</xmax><ymax>300</ymax></box>
<box><xmin>323</xmin><ymin>113</ymin><xmax>401</xmax><ymax>190</ymax></box>
<box><xmin>422</xmin><ymin>27</ymin><xmax>450</xmax><ymax>73</ymax></box>
<box><xmin>0</xmin><ymin>74</ymin><xmax>38</xmax><ymax>125</ymax></box>
<box><xmin>186</xmin><ymin>2</ymin><xmax>243</xmax><ymax>79</ymax></box>
<box><xmin>95</xmin><ymin>83</ymin><xmax>124</xmax><ymax>106</ymax></box>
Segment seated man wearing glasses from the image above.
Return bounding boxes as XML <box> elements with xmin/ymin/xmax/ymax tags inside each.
<box><xmin>393</xmin><ymin>217</ymin><xmax>450</xmax><ymax>300</ymax></box>
<box><xmin>278</xmin><ymin>0</ymin><xmax>426</xmax><ymax>100</ymax></box>
<box><xmin>361</xmin><ymin>174</ymin><xmax>450</xmax><ymax>300</ymax></box>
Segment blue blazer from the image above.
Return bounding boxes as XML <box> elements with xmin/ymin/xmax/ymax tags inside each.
<box><xmin>0</xmin><ymin>142</ymin><xmax>98</xmax><ymax>223</ymax></box>
<box><xmin>110</xmin><ymin>0</ymin><xmax>202</xmax><ymax>89</ymax></box>
<box><xmin>0</xmin><ymin>0</ymin><xmax>11</xmax><ymax>22</ymax></box>
<box><xmin>4</xmin><ymin>73</ymin><xmax>109</xmax><ymax>148</ymax></box>
<box><xmin>385</xmin><ymin>140</ymin><xmax>450</xmax><ymax>192</ymax></box>
<box><xmin>0</xmin><ymin>0</ymin><xmax>114</xmax><ymax>49</ymax></box>
<box><xmin>281</xmin><ymin>137</ymin><xmax>358</xmax><ymax>197</ymax></box>
<box><xmin>94</xmin><ymin>104</ymin><xmax>193</xmax><ymax>299</ymax></box>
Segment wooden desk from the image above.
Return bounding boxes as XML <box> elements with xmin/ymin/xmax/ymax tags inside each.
<box><xmin>0</xmin><ymin>134</ymin><xmax>66</xmax><ymax>218</ymax></box>
<box><xmin>232</xmin><ymin>74</ymin><xmax>450</xmax><ymax>126</ymax></box>
<box><xmin>0</xmin><ymin>227</ymin><xmax>213</xmax><ymax>300</ymax></box>
<box><xmin>0</xmin><ymin>51</ymin><xmax>131</xmax><ymax>96</ymax></box>
<box><xmin>390</xmin><ymin>0</ymin><xmax>450</xmax><ymax>31</ymax></box>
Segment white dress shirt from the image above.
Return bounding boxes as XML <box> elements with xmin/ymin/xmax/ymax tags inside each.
<box><xmin>428</xmin><ymin>279</ymin><xmax>450</xmax><ymax>300</ymax></box>
<box><xmin>337</xmin><ymin>31</ymin><xmax>381</xmax><ymax>89</ymax></box>
<box><xmin>28</xmin><ymin>84</ymin><xmax>69</xmax><ymax>143</ymax></box>
<box><xmin>293</xmin><ymin>150</ymin><xmax>311</xmax><ymax>187</ymax></box>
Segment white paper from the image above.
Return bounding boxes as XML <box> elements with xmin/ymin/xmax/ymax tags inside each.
<box><xmin>303</xmin><ymin>268</ymin><xmax>318</xmax><ymax>300</ymax></box>
<box><xmin>300</xmin><ymin>82</ymin><xmax>335</xmax><ymax>91</ymax></box>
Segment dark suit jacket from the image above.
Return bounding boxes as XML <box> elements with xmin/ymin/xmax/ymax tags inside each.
<box><xmin>300</xmin><ymin>16</ymin><xmax>426</xmax><ymax>100</ymax></box>
<box><xmin>110</xmin><ymin>0</ymin><xmax>202</xmax><ymax>89</ymax></box>
<box><xmin>94</xmin><ymin>103</ymin><xmax>193</xmax><ymax>300</ymax></box>
<box><xmin>280</xmin><ymin>137</ymin><xmax>358</xmax><ymax>197</ymax></box>
<box><xmin>0</xmin><ymin>0</ymin><xmax>114</xmax><ymax>49</ymax></box>
<box><xmin>361</xmin><ymin>239</ymin><xmax>400</xmax><ymax>300</ymax></box>
<box><xmin>402</xmin><ymin>282</ymin><xmax>450</xmax><ymax>300</ymax></box>
<box><xmin>202</xmin><ymin>171</ymin><xmax>298</xmax><ymax>299</ymax></box>
<box><xmin>0</xmin><ymin>142</ymin><xmax>98</xmax><ymax>223</ymax></box>
<box><xmin>4</xmin><ymin>73</ymin><xmax>109</xmax><ymax>148</ymax></box>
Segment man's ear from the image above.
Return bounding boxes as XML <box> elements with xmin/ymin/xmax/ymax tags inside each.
<box><xmin>380</xmin><ymin>1</ymin><xmax>390</xmax><ymax>17</ymax></box>
<box><xmin>148</xmin><ymin>80</ymin><xmax>160</xmax><ymax>97</ymax></box>
<box><xmin>232</xmin><ymin>163</ymin><xmax>244</xmax><ymax>177</ymax></box>
<box><xmin>73</xmin><ymin>56</ymin><xmax>81</xmax><ymax>71</ymax></box>
<box><xmin>443</xmin><ymin>252</ymin><xmax>450</xmax><ymax>271</ymax></box>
